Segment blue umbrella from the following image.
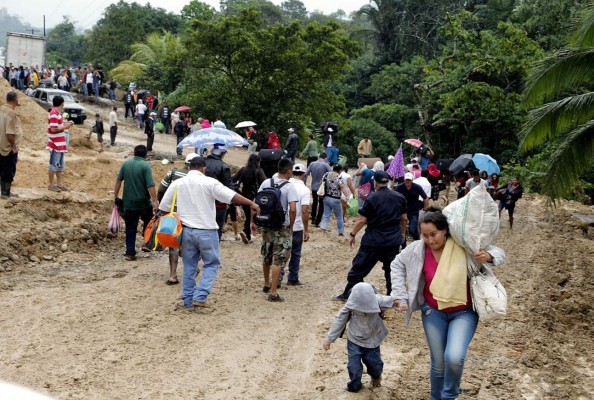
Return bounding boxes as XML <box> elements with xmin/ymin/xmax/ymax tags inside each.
<box><xmin>177</xmin><ymin>127</ymin><xmax>248</xmax><ymax>149</ymax></box>
<box><xmin>472</xmin><ymin>153</ymin><xmax>500</xmax><ymax>175</ymax></box>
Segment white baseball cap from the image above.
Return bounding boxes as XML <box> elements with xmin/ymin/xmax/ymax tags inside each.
<box><xmin>404</xmin><ymin>172</ymin><xmax>414</xmax><ymax>181</ymax></box>
<box><xmin>292</xmin><ymin>163</ymin><xmax>306</xmax><ymax>172</ymax></box>
<box><xmin>185</xmin><ymin>153</ymin><xmax>199</xmax><ymax>163</ymax></box>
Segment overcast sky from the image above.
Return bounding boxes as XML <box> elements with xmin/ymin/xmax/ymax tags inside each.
<box><xmin>5</xmin><ymin>0</ymin><xmax>370</xmax><ymax>30</ymax></box>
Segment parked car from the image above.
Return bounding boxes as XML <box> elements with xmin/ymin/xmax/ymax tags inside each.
<box><xmin>32</xmin><ymin>88</ymin><xmax>87</xmax><ymax>124</ymax></box>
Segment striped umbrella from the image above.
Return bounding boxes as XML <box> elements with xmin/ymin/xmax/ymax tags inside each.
<box><xmin>387</xmin><ymin>145</ymin><xmax>406</xmax><ymax>179</ymax></box>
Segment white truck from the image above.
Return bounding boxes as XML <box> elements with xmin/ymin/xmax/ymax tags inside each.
<box><xmin>5</xmin><ymin>32</ymin><xmax>46</xmax><ymax>68</ymax></box>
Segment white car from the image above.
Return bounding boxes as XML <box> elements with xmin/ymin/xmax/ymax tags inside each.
<box><xmin>32</xmin><ymin>88</ymin><xmax>87</xmax><ymax>124</ymax></box>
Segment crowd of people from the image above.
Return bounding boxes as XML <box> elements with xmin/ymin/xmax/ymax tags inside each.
<box><xmin>0</xmin><ymin>87</ymin><xmax>522</xmax><ymax>398</ymax></box>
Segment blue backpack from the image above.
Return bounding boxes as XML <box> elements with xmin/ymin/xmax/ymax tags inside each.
<box><xmin>253</xmin><ymin>178</ymin><xmax>288</xmax><ymax>229</ymax></box>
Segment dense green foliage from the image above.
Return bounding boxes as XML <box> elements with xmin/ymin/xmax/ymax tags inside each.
<box><xmin>6</xmin><ymin>0</ymin><xmax>593</xmax><ymax>202</ymax></box>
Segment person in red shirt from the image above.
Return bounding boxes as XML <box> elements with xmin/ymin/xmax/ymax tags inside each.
<box><xmin>267</xmin><ymin>130</ymin><xmax>280</xmax><ymax>149</ymax></box>
<box><xmin>47</xmin><ymin>95</ymin><xmax>74</xmax><ymax>192</ymax></box>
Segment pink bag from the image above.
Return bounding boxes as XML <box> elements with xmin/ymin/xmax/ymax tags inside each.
<box><xmin>357</xmin><ymin>182</ymin><xmax>371</xmax><ymax>201</ymax></box>
<box><xmin>108</xmin><ymin>205</ymin><xmax>121</xmax><ymax>234</ymax></box>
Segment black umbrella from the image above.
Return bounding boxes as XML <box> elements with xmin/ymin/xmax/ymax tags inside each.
<box><xmin>435</xmin><ymin>158</ymin><xmax>455</xmax><ymax>173</ymax></box>
<box><xmin>448</xmin><ymin>154</ymin><xmax>473</xmax><ymax>175</ymax></box>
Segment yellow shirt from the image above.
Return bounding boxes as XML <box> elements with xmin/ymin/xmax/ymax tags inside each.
<box><xmin>0</xmin><ymin>104</ymin><xmax>22</xmax><ymax>156</ymax></box>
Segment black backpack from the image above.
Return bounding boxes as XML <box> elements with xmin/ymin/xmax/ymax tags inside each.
<box><xmin>253</xmin><ymin>178</ymin><xmax>288</xmax><ymax>229</ymax></box>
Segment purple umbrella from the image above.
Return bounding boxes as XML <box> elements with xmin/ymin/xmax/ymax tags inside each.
<box><xmin>387</xmin><ymin>145</ymin><xmax>406</xmax><ymax>179</ymax></box>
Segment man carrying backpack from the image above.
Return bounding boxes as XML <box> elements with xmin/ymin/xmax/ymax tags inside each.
<box><xmin>251</xmin><ymin>158</ymin><xmax>298</xmax><ymax>302</ymax></box>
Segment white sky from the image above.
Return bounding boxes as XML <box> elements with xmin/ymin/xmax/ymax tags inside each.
<box><xmin>6</xmin><ymin>0</ymin><xmax>370</xmax><ymax>30</ymax></box>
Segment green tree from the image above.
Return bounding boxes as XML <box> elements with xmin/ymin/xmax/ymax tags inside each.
<box><xmin>46</xmin><ymin>17</ymin><xmax>85</xmax><ymax>66</ymax></box>
<box><xmin>109</xmin><ymin>31</ymin><xmax>184</xmax><ymax>94</ymax></box>
<box><xmin>521</xmin><ymin>5</ymin><xmax>594</xmax><ymax>202</ymax></box>
<box><xmin>224</xmin><ymin>0</ymin><xmax>286</xmax><ymax>25</ymax></box>
<box><xmin>281</xmin><ymin>0</ymin><xmax>308</xmax><ymax>21</ymax></box>
<box><xmin>181</xmin><ymin>10</ymin><xmax>359</xmax><ymax>132</ymax></box>
<box><xmin>85</xmin><ymin>1</ymin><xmax>181</xmax><ymax>69</ymax></box>
<box><xmin>181</xmin><ymin>0</ymin><xmax>217</xmax><ymax>22</ymax></box>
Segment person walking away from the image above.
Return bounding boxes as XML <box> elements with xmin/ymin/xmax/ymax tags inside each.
<box><xmin>135</xmin><ymin>100</ymin><xmax>147</xmax><ymax>130</ymax></box>
<box><xmin>145</xmin><ymin>112</ymin><xmax>156</xmax><ymax>152</ymax></box>
<box><xmin>157</xmin><ymin>153</ymin><xmax>200</xmax><ymax>284</ymax></box>
<box><xmin>335</xmin><ymin>171</ymin><xmax>407</xmax><ymax>301</ymax></box>
<box><xmin>306</xmin><ymin>152</ymin><xmax>332</xmax><ymax>227</ymax></box>
<box><xmin>47</xmin><ymin>95</ymin><xmax>74</xmax><ymax>192</ymax></box>
<box><xmin>320</xmin><ymin>164</ymin><xmax>349</xmax><ymax>235</ymax></box>
<box><xmin>340</xmin><ymin>165</ymin><xmax>356</xmax><ymax>222</ymax></box>
<box><xmin>174</xmin><ymin>119</ymin><xmax>186</xmax><ymax>156</ymax></box>
<box><xmin>498</xmin><ymin>176</ymin><xmax>523</xmax><ymax>229</ymax></box>
<box><xmin>159</xmin><ymin>102</ymin><xmax>171</xmax><ymax>134</ymax></box>
<box><xmin>114</xmin><ymin>145</ymin><xmax>158</xmax><ymax>261</ymax></box>
<box><xmin>91</xmin><ymin>113</ymin><xmax>104</xmax><ymax>153</ymax></box>
<box><xmin>357</xmin><ymin>135</ymin><xmax>372</xmax><ymax>158</ymax></box>
<box><xmin>252</xmin><ymin>158</ymin><xmax>298</xmax><ymax>302</ymax></box>
<box><xmin>279</xmin><ymin>163</ymin><xmax>310</xmax><ymax>286</ymax></box>
<box><xmin>109</xmin><ymin>106</ymin><xmax>118</xmax><ymax>146</ymax></box>
<box><xmin>109</xmin><ymin>79</ymin><xmax>117</xmax><ymax>100</ymax></box>
<box><xmin>324</xmin><ymin>282</ymin><xmax>394</xmax><ymax>392</ymax></box>
<box><xmin>395</xmin><ymin>172</ymin><xmax>429</xmax><ymax>245</ymax></box>
<box><xmin>159</xmin><ymin>156</ymin><xmax>259</xmax><ymax>310</ymax></box>
<box><xmin>391</xmin><ymin>208</ymin><xmax>506</xmax><ymax>400</ymax></box>
<box><xmin>301</xmin><ymin>134</ymin><xmax>318</xmax><ymax>166</ymax></box>
<box><xmin>0</xmin><ymin>91</ymin><xmax>22</xmax><ymax>199</ymax></box>
<box><xmin>124</xmin><ymin>90</ymin><xmax>135</xmax><ymax>119</ymax></box>
<box><xmin>204</xmin><ymin>147</ymin><xmax>235</xmax><ymax>241</ymax></box>
<box><xmin>284</xmin><ymin>127</ymin><xmax>298</xmax><ymax>162</ymax></box>
<box><xmin>233</xmin><ymin>154</ymin><xmax>267</xmax><ymax>244</ymax></box>
<box><xmin>85</xmin><ymin>69</ymin><xmax>94</xmax><ymax>97</ymax></box>
<box><xmin>414</xmin><ymin>169</ymin><xmax>432</xmax><ymax>210</ymax></box>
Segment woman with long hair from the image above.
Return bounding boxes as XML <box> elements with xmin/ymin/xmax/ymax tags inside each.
<box><xmin>233</xmin><ymin>154</ymin><xmax>267</xmax><ymax>243</ymax></box>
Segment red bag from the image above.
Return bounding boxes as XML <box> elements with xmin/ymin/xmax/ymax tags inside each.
<box><xmin>357</xmin><ymin>182</ymin><xmax>371</xmax><ymax>201</ymax></box>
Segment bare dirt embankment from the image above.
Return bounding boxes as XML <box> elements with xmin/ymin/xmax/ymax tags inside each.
<box><xmin>0</xmin><ymin>78</ymin><xmax>592</xmax><ymax>399</ymax></box>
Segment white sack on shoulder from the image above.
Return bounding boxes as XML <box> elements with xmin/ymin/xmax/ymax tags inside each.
<box><xmin>443</xmin><ymin>183</ymin><xmax>499</xmax><ymax>253</ymax></box>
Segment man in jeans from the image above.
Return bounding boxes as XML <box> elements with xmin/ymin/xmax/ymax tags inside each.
<box><xmin>305</xmin><ymin>152</ymin><xmax>331</xmax><ymax>227</ymax></box>
<box><xmin>279</xmin><ymin>163</ymin><xmax>310</xmax><ymax>286</ymax></box>
<box><xmin>114</xmin><ymin>145</ymin><xmax>159</xmax><ymax>261</ymax></box>
<box><xmin>159</xmin><ymin>156</ymin><xmax>259</xmax><ymax>310</ymax></box>
<box><xmin>252</xmin><ymin>158</ymin><xmax>298</xmax><ymax>302</ymax></box>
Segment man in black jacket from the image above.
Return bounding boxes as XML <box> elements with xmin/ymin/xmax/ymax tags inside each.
<box><xmin>124</xmin><ymin>90</ymin><xmax>135</xmax><ymax>119</ymax></box>
<box><xmin>205</xmin><ymin>146</ymin><xmax>234</xmax><ymax>241</ymax></box>
<box><xmin>159</xmin><ymin>102</ymin><xmax>171</xmax><ymax>134</ymax></box>
<box><xmin>145</xmin><ymin>112</ymin><xmax>156</xmax><ymax>152</ymax></box>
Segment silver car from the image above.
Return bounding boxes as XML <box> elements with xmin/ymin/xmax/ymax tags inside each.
<box><xmin>32</xmin><ymin>88</ymin><xmax>87</xmax><ymax>124</ymax></box>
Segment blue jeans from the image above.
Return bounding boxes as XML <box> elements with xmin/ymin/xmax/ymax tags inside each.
<box><xmin>346</xmin><ymin>340</ymin><xmax>383</xmax><ymax>392</ymax></box>
<box><xmin>320</xmin><ymin>196</ymin><xmax>344</xmax><ymax>234</ymax></box>
<box><xmin>109</xmin><ymin>89</ymin><xmax>116</xmax><ymax>100</ymax></box>
<box><xmin>138</xmin><ymin>114</ymin><xmax>145</xmax><ymax>129</ymax></box>
<box><xmin>279</xmin><ymin>230</ymin><xmax>303</xmax><ymax>283</ymax></box>
<box><xmin>181</xmin><ymin>228</ymin><xmax>221</xmax><ymax>307</ymax></box>
<box><xmin>408</xmin><ymin>212</ymin><xmax>420</xmax><ymax>240</ymax></box>
<box><xmin>421</xmin><ymin>303</ymin><xmax>478</xmax><ymax>400</ymax></box>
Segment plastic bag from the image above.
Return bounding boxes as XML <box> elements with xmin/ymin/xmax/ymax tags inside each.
<box><xmin>108</xmin><ymin>205</ymin><xmax>121</xmax><ymax>234</ymax></box>
<box><xmin>347</xmin><ymin>198</ymin><xmax>359</xmax><ymax>217</ymax></box>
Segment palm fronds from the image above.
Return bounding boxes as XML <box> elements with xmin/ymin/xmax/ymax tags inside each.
<box><xmin>568</xmin><ymin>3</ymin><xmax>594</xmax><ymax>47</ymax></box>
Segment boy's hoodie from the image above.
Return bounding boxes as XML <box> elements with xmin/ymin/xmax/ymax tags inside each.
<box><xmin>326</xmin><ymin>283</ymin><xmax>394</xmax><ymax>348</ymax></box>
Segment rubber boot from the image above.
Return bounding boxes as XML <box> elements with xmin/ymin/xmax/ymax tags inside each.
<box><xmin>2</xmin><ymin>182</ymin><xmax>18</xmax><ymax>199</ymax></box>
<box><xmin>0</xmin><ymin>181</ymin><xmax>7</xmax><ymax>198</ymax></box>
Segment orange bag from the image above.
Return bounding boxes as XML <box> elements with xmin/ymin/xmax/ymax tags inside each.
<box><xmin>143</xmin><ymin>215</ymin><xmax>162</xmax><ymax>251</ymax></box>
<box><xmin>156</xmin><ymin>188</ymin><xmax>184</xmax><ymax>249</ymax></box>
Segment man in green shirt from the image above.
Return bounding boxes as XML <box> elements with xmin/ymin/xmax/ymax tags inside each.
<box><xmin>300</xmin><ymin>134</ymin><xmax>318</xmax><ymax>166</ymax></box>
<box><xmin>114</xmin><ymin>145</ymin><xmax>159</xmax><ymax>261</ymax></box>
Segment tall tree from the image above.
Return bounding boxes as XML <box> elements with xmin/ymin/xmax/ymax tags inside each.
<box><xmin>521</xmin><ymin>5</ymin><xmax>594</xmax><ymax>202</ymax></box>
<box><xmin>46</xmin><ymin>17</ymin><xmax>85</xmax><ymax>66</ymax></box>
<box><xmin>181</xmin><ymin>10</ymin><xmax>359</xmax><ymax>132</ymax></box>
<box><xmin>85</xmin><ymin>1</ymin><xmax>181</xmax><ymax>69</ymax></box>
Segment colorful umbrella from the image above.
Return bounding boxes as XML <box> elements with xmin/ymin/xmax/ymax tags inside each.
<box><xmin>472</xmin><ymin>153</ymin><xmax>500</xmax><ymax>175</ymax></box>
<box><xmin>404</xmin><ymin>138</ymin><xmax>423</xmax><ymax>148</ymax></box>
<box><xmin>174</xmin><ymin>105</ymin><xmax>192</xmax><ymax>112</ymax></box>
<box><xmin>177</xmin><ymin>127</ymin><xmax>248</xmax><ymax>149</ymax></box>
<box><xmin>387</xmin><ymin>145</ymin><xmax>406</xmax><ymax>179</ymax></box>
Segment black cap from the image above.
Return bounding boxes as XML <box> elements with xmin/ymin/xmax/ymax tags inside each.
<box><xmin>374</xmin><ymin>170</ymin><xmax>390</xmax><ymax>184</ymax></box>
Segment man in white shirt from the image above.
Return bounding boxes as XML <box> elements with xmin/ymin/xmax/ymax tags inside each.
<box><xmin>159</xmin><ymin>156</ymin><xmax>259</xmax><ymax>310</ymax></box>
<box><xmin>108</xmin><ymin>106</ymin><xmax>118</xmax><ymax>146</ymax></box>
<box><xmin>279</xmin><ymin>163</ymin><xmax>310</xmax><ymax>286</ymax></box>
<box><xmin>414</xmin><ymin>169</ymin><xmax>432</xmax><ymax>208</ymax></box>
<box><xmin>135</xmin><ymin>100</ymin><xmax>147</xmax><ymax>129</ymax></box>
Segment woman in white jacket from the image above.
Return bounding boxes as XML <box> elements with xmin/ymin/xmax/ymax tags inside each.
<box><xmin>390</xmin><ymin>207</ymin><xmax>505</xmax><ymax>400</ymax></box>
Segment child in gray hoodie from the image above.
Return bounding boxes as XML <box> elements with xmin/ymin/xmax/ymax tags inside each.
<box><xmin>323</xmin><ymin>282</ymin><xmax>394</xmax><ymax>392</ymax></box>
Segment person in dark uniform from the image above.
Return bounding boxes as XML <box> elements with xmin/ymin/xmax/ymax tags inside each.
<box><xmin>335</xmin><ymin>170</ymin><xmax>407</xmax><ymax>300</ymax></box>
<box><xmin>395</xmin><ymin>172</ymin><xmax>429</xmax><ymax>245</ymax></box>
